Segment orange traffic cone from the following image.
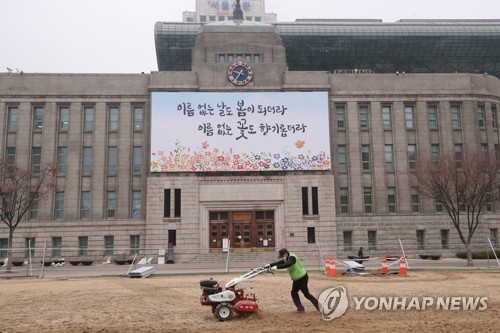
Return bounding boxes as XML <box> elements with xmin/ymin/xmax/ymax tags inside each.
<box><xmin>399</xmin><ymin>257</ymin><xmax>408</xmax><ymax>276</ymax></box>
<box><xmin>329</xmin><ymin>256</ymin><xmax>337</xmax><ymax>277</ymax></box>
<box><xmin>381</xmin><ymin>256</ymin><xmax>389</xmax><ymax>274</ymax></box>
<box><xmin>324</xmin><ymin>257</ymin><xmax>331</xmax><ymax>275</ymax></box>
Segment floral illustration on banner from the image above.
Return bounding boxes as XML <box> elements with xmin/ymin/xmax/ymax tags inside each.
<box><xmin>151</xmin><ymin>140</ymin><xmax>331</xmax><ymax>172</ymax></box>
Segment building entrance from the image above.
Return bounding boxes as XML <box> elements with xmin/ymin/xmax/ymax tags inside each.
<box><xmin>209</xmin><ymin>210</ymin><xmax>275</xmax><ymax>250</ymax></box>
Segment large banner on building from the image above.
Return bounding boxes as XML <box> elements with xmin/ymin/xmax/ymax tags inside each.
<box><xmin>151</xmin><ymin>91</ymin><xmax>331</xmax><ymax>172</ymax></box>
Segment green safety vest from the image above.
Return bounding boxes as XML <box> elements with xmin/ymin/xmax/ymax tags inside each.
<box><xmin>286</xmin><ymin>253</ymin><xmax>306</xmax><ymax>281</ymax></box>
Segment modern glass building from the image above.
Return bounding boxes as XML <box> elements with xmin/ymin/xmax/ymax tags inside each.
<box><xmin>156</xmin><ymin>20</ymin><xmax>500</xmax><ymax>77</ymax></box>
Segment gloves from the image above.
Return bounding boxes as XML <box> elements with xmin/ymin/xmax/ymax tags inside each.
<box><xmin>271</xmin><ymin>266</ymin><xmax>277</xmax><ymax>271</ymax></box>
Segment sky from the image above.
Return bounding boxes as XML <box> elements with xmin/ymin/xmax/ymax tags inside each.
<box><xmin>1</xmin><ymin>0</ymin><xmax>499</xmax><ymax>74</ymax></box>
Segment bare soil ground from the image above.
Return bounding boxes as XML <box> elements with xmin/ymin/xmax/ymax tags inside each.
<box><xmin>0</xmin><ymin>270</ymin><xmax>498</xmax><ymax>333</ymax></box>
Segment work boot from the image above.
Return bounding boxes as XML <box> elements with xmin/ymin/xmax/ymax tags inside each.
<box><xmin>297</xmin><ymin>306</ymin><xmax>305</xmax><ymax>313</ymax></box>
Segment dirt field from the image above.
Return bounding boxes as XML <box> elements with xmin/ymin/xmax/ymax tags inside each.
<box><xmin>0</xmin><ymin>270</ymin><xmax>498</xmax><ymax>333</ymax></box>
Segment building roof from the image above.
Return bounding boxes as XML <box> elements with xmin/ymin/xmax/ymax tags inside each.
<box><xmin>155</xmin><ymin>20</ymin><xmax>500</xmax><ymax>77</ymax></box>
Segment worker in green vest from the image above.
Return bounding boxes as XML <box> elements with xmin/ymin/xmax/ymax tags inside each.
<box><xmin>269</xmin><ymin>248</ymin><xmax>320</xmax><ymax>312</ymax></box>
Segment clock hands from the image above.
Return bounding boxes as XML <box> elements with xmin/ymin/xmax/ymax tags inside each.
<box><xmin>234</xmin><ymin>69</ymin><xmax>244</xmax><ymax>80</ymax></box>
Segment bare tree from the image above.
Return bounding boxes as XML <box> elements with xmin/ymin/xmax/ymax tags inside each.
<box><xmin>414</xmin><ymin>152</ymin><xmax>500</xmax><ymax>266</ymax></box>
<box><xmin>0</xmin><ymin>161</ymin><xmax>56</xmax><ymax>271</ymax></box>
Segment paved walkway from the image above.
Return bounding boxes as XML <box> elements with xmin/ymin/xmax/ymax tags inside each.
<box><xmin>1</xmin><ymin>257</ymin><xmax>499</xmax><ymax>279</ymax></box>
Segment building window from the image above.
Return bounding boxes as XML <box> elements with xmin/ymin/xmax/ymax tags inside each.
<box><xmin>107</xmin><ymin>147</ymin><xmax>118</xmax><ymax>175</ymax></box>
<box><xmin>480</xmin><ymin>143</ymin><xmax>488</xmax><ymax>158</ymax></box>
<box><xmin>490</xmin><ymin>229</ymin><xmax>498</xmax><ymax>247</ymax></box>
<box><xmin>57</xmin><ymin>147</ymin><xmax>67</xmax><ymax>175</ymax></box>
<box><xmin>302</xmin><ymin>187</ymin><xmax>309</xmax><ymax>215</ymax></box>
<box><xmin>459</xmin><ymin>192</ymin><xmax>466</xmax><ymax>212</ymax></box>
<box><xmin>200</xmin><ymin>15</ymin><xmax>206</xmax><ymax>22</ymax></box>
<box><xmin>133</xmin><ymin>106</ymin><xmax>143</xmax><ymax>131</ymax></box>
<box><xmin>132</xmin><ymin>147</ymin><xmax>142</xmax><ymax>173</ymax></box>
<box><xmin>218</xmin><ymin>54</ymin><xmax>225</xmax><ymax>63</ymax></box>
<box><xmin>25</xmin><ymin>238</ymin><xmax>35</xmax><ymax>259</ymax></box>
<box><xmin>387</xmin><ymin>187</ymin><xmax>396</xmax><ymax>213</ymax></box>
<box><xmin>495</xmin><ymin>144</ymin><xmax>500</xmax><ymax>161</ymax></box>
<box><xmin>0</xmin><ymin>239</ymin><xmax>8</xmax><ymax>258</ymax></box>
<box><xmin>436</xmin><ymin>199</ymin><xmax>443</xmax><ymax>213</ymax></box>
<box><xmin>477</xmin><ymin>105</ymin><xmax>486</xmax><ymax>127</ymax></box>
<box><xmin>427</xmin><ymin>105</ymin><xmax>438</xmax><ymax>129</ymax></box>
<box><xmin>361</xmin><ymin>145</ymin><xmax>370</xmax><ymax>171</ymax></box>
<box><xmin>31</xmin><ymin>147</ymin><xmax>41</xmax><ymax>174</ymax></box>
<box><xmin>108</xmin><ymin>106</ymin><xmax>119</xmax><ymax>131</ymax></box>
<box><xmin>7</xmin><ymin>106</ymin><xmax>18</xmax><ymax>131</ymax></box>
<box><xmin>384</xmin><ymin>144</ymin><xmax>394</xmax><ymax>172</ymax></box>
<box><xmin>55</xmin><ymin>192</ymin><xmax>65</xmax><ymax>219</ymax></box>
<box><xmin>130</xmin><ymin>235</ymin><xmax>140</xmax><ymax>255</ymax></box>
<box><xmin>343</xmin><ymin>231</ymin><xmax>352</xmax><ymax>251</ymax></box>
<box><xmin>164</xmin><ymin>189</ymin><xmax>181</xmax><ymax>218</ymax></box>
<box><xmin>107</xmin><ymin>191</ymin><xmax>116</xmax><ymax>218</ymax></box>
<box><xmin>416</xmin><ymin>230</ymin><xmax>425</xmax><ymax>249</ymax></box>
<box><xmin>337</xmin><ymin>145</ymin><xmax>347</xmax><ymax>172</ymax></box>
<box><xmin>33</xmin><ymin>106</ymin><xmax>44</xmax><ymax>130</ymax></box>
<box><xmin>29</xmin><ymin>193</ymin><xmax>38</xmax><ymax>220</ymax></box>
<box><xmin>168</xmin><ymin>230</ymin><xmax>177</xmax><ymax>246</ymax></box>
<box><xmin>254</xmin><ymin>54</ymin><xmax>261</xmax><ymax>63</ymax></box>
<box><xmin>382</xmin><ymin>105</ymin><xmax>392</xmax><ymax>129</ymax></box>
<box><xmin>363</xmin><ymin>187</ymin><xmax>373</xmax><ymax>213</ymax></box>
<box><xmin>454</xmin><ymin>144</ymin><xmax>463</xmax><ymax>168</ymax></box>
<box><xmin>405</xmin><ymin>105</ymin><xmax>415</xmax><ymax>129</ymax></box>
<box><xmin>441</xmin><ymin>229</ymin><xmax>449</xmax><ymax>249</ymax></box>
<box><xmin>174</xmin><ymin>189</ymin><xmax>181</xmax><ymax>217</ymax></box>
<box><xmin>52</xmin><ymin>237</ymin><xmax>62</xmax><ymax>257</ymax></box>
<box><xmin>451</xmin><ymin>105</ymin><xmax>461</xmax><ymax>129</ymax></box>
<box><xmin>339</xmin><ymin>187</ymin><xmax>349</xmax><ymax>214</ymax></box>
<box><xmin>164</xmin><ymin>189</ymin><xmax>171</xmax><ymax>218</ymax></box>
<box><xmin>59</xmin><ymin>106</ymin><xmax>69</xmax><ymax>131</ymax></box>
<box><xmin>411</xmin><ymin>187</ymin><xmax>420</xmax><ymax>213</ymax></box>
<box><xmin>84</xmin><ymin>106</ymin><xmax>94</xmax><ymax>131</ymax></box>
<box><xmin>407</xmin><ymin>144</ymin><xmax>417</xmax><ymax>169</ymax></box>
<box><xmin>104</xmin><ymin>236</ymin><xmax>114</xmax><ymax>256</ymax></box>
<box><xmin>359</xmin><ymin>105</ymin><xmax>369</xmax><ymax>129</ymax></box>
<box><xmin>368</xmin><ymin>230</ymin><xmax>377</xmax><ymax>250</ymax></box>
<box><xmin>6</xmin><ymin>147</ymin><xmax>15</xmax><ymax>167</ymax></box>
<box><xmin>492</xmin><ymin>105</ymin><xmax>498</xmax><ymax>129</ymax></box>
<box><xmin>336</xmin><ymin>105</ymin><xmax>345</xmax><ymax>129</ymax></box>
<box><xmin>132</xmin><ymin>191</ymin><xmax>141</xmax><ymax>218</ymax></box>
<box><xmin>78</xmin><ymin>236</ymin><xmax>88</xmax><ymax>257</ymax></box>
<box><xmin>485</xmin><ymin>191</ymin><xmax>492</xmax><ymax>212</ymax></box>
<box><xmin>307</xmin><ymin>227</ymin><xmax>316</xmax><ymax>244</ymax></box>
<box><xmin>312</xmin><ymin>187</ymin><xmax>319</xmax><ymax>215</ymax></box>
<box><xmin>81</xmin><ymin>191</ymin><xmax>91</xmax><ymax>219</ymax></box>
<box><xmin>431</xmin><ymin>144</ymin><xmax>440</xmax><ymax>162</ymax></box>
<box><xmin>82</xmin><ymin>147</ymin><xmax>93</xmax><ymax>175</ymax></box>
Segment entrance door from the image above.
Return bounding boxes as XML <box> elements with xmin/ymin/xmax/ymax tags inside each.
<box><xmin>232</xmin><ymin>211</ymin><xmax>252</xmax><ymax>248</ymax></box>
<box><xmin>209</xmin><ymin>212</ymin><xmax>228</xmax><ymax>249</ymax></box>
<box><xmin>209</xmin><ymin>210</ymin><xmax>275</xmax><ymax>250</ymax></box>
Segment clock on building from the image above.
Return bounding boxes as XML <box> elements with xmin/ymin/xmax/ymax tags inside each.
<box><xmin>227</xmin><ymin>61</ymin><xmax>253</xmax><ymax>86</ymax></box>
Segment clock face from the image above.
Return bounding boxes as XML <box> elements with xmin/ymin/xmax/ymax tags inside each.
<box><xmin>227</xmin><ymin>62</ymin><xmax>253</xmax><ymax>86</ymax></box>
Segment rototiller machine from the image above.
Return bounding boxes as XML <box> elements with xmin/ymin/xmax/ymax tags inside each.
<box><xmin>200</xmin><ymin>265</ymin><xmax>273</xmax><ymax>321</ymax></box>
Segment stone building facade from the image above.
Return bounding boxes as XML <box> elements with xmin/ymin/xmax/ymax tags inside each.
<box><xmin>0</xmin><ymin>18</ymin><xmax>499</xmax><ymax>262</ymax></box>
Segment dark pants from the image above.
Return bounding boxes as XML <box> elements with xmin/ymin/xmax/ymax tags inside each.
<box><xmin>291</xmin><ymin>273</ymin><xmax>319</xmax><ymax>311</ymax></box>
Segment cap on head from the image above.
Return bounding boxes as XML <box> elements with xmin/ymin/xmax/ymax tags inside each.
<box><xmin>278</xmin><ymin>248</ymin><xmax>288</xmax><ymax>258</ymax></box>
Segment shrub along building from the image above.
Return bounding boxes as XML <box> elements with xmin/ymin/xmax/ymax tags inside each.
<box><xmin>1</xmin><ymin>0</ymin><xmax>500</xmax><ymax>262</ymax></box>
